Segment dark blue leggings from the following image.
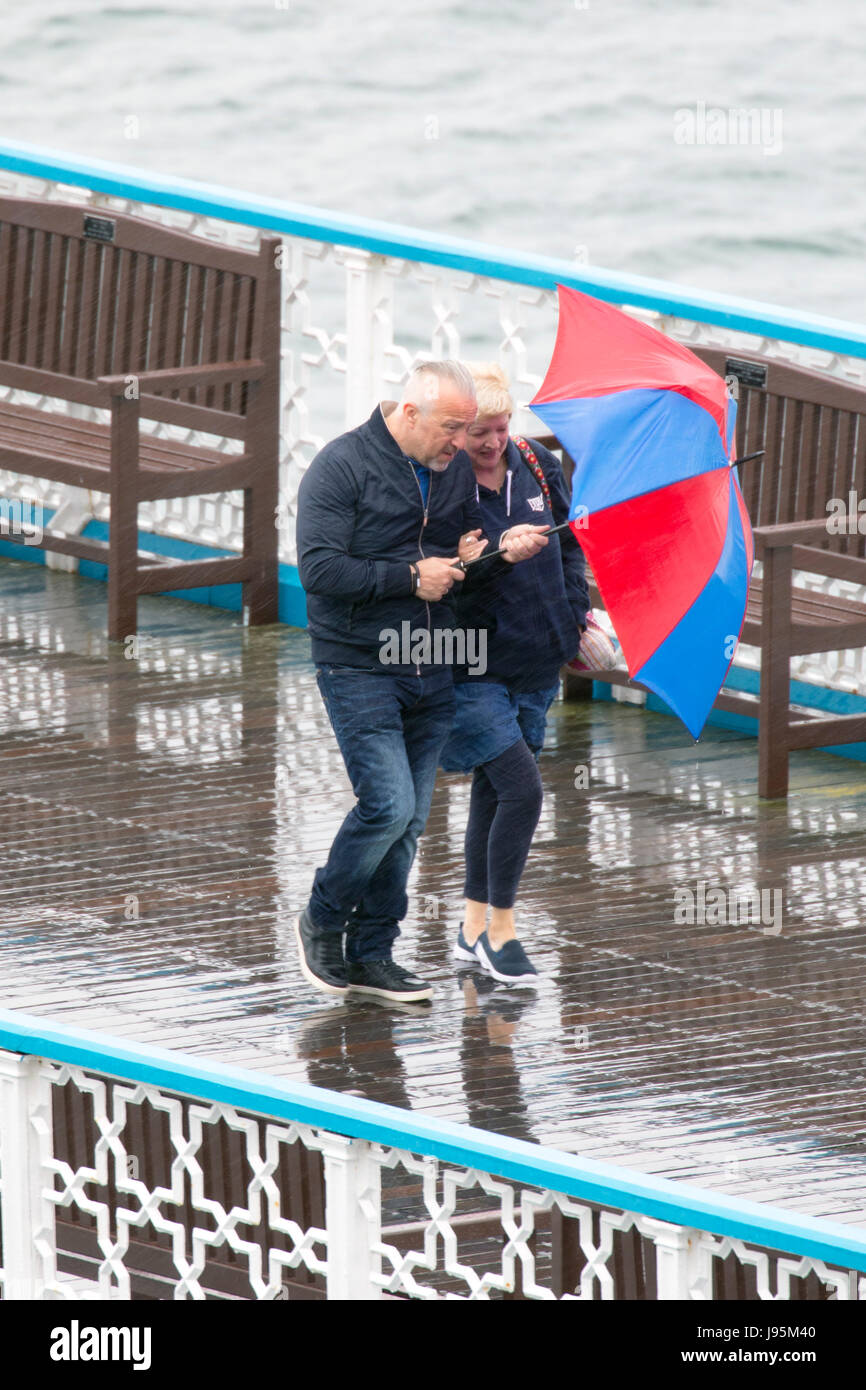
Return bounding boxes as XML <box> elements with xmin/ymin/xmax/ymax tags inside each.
<box><xmin>463</xmin><ymin>738</ymin><xmax>544</xmax><ymax>909</ymax></box>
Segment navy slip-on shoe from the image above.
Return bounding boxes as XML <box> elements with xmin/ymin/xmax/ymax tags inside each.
<box><xmin>475</xmin><ymin>932</ymin><xmax>539</xmax><ymax>988</ymax></box>
<box><xmin>453</xmin><ymin>921</ymin><xmax>481</xmax><ymax>963</ymax></box>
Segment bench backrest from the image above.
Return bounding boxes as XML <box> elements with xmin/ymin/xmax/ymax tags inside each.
<box><xmin>0</xmin><ymin>197</ymin><xmax>280</xmax><ymax>435</ymax></box>
<box><xmin>693</xmin><ymin>347</ymin><xmax>866</xmax><ymax>559</ymax></box>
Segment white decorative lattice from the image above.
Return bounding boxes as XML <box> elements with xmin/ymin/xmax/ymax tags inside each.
<box><xmin>368</xmin><ymin>1143</ymin><xmax>655</xmax><ymax>1301</ymax></box>
<box><xmin>3</xmin><ymin>1052</ymin><xmax>866</xmax><ymax>1301</ymax></box>
<box><xmin>698</xmin><ymin>1231</ymin><xmax>861</xmax><ymax>1300</ymax></box>
<box><xmin>33</xmin><ymin>1060</ymin><xmax>328</xmax><ymax>1300</ymax></box>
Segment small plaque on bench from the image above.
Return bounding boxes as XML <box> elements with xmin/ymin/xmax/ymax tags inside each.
<box><xmin>725</xmin><ymin>357</ymin><xmax>767</xmax><ymax>390</ymax></box>
<box><xmin>83</xmin><ymin>214</ymin><xmax>116</xmax><ymax>243</ymax></box>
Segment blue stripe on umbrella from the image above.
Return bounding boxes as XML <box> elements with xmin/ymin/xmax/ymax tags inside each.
<box><xmin>532</xmin><ymin>388</ymin><xmax>729</xmax><ymax>517</ymax></box>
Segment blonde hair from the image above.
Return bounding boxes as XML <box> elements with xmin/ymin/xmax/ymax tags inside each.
<box><xmin>462</xmin><ymin>361</ymin><xmax>514</xmax><ymax>419</ymax></box>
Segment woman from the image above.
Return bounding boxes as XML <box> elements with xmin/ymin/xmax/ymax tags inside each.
<box><xmin>441</xmin><ymin>363</ymin><xmax>589</xmax><ymax>985</ymax></box>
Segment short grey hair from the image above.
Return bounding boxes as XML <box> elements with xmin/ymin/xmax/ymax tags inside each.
<box><xmin>401</xmin><ymin>359</ymin><xmax>477</xmax><ymax>412</ymax></box>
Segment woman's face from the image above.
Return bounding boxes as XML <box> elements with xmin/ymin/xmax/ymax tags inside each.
<box><xmin>464</xmin><ymin>412</ymin><xmax>511</xmax><ymax>471</ymax></box>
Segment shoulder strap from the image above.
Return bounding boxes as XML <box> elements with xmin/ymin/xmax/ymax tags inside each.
<box><xmin>512</xmin><ymin>435</ymin><xmax>551</xmax><ymax>508</ymax></box>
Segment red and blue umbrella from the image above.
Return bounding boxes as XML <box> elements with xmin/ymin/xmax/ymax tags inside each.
<box><xmin>529</xmin><ymin>285</ymin><xmax>754</xmax><ymax>741</ymax></box>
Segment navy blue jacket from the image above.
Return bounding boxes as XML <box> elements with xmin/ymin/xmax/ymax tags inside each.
<box><xmin>452</xmin><ymin>437</ymin><xmax>590</xmax><ymax>691</ymax></box>
<box><xmin>296</xmin><ymin>404</ymin><xmax>504</xmax><ymax>672</ymax></box>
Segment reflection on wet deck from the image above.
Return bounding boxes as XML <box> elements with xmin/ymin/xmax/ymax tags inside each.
<box><xmin>1</xmin><ymin>558</ymin><xmax>866</xmax><ymax>1229</ymax></box>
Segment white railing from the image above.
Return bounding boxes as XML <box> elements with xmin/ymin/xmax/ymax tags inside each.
<box><xmin>0</xmin><ymin>140</ymin><xmax>866</xmax><ymax>700</ymax></box>
<box><xmin>1</xmin><ymin>1009</ymin><xmax>865</xmax><ymax>1301</ymax></box>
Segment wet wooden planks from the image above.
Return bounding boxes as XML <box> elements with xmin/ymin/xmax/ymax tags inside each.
<box><xmin>0</xmin><ymin>557</ymin><xmax>865</xmax><ymax>1225</ymax></box>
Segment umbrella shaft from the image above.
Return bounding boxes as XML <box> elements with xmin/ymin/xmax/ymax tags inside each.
<box><xmin>457</xmin><ymin>520</ymin><xmax>573</xmax><ymax>570</ymax></box>
<box><xmin>457</xmin><ymin>456</ymin><xmax>763</xmax><ymax>571</ymax></box>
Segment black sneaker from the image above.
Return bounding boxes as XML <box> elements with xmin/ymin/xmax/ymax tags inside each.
<box><xmin>295</xmin><ymin>910</ymin><xmax>348</xmax><ymax>996</ymax></box>
<box><xmin>346</xmin><ymin>958</ymin><xmax>433</xmax><ymax>1003</ymax></box>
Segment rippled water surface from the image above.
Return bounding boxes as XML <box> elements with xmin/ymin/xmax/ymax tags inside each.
<box><xmin>0</xmin><ymin>0</ymin><xmax>864</xmax><ymax>319</ymax></box>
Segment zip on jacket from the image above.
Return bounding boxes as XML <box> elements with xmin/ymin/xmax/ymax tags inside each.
<box><xmin>297</xmin><ymin>403</ymin><xmax>510</xmax><ymax>674</ymax></box>
<box><xmin>453</xmin><ymin>436</ymin><xmax>590</xmax><ymax>692</ymax></box>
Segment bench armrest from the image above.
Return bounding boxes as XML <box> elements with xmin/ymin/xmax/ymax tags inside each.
<box><xmin>753</xmin><ymin>519</ymin><xmax>866</xmax><ymax>584</ymax></box>
<box><xmin>753</xmin><ymin>518</ymin><xmax>830</xmax><ymax>550</ymax></box>
<box><xmin>98</xmin><ymin>360</ymin><xmax>265</xmax><ymax>397</ymax></box>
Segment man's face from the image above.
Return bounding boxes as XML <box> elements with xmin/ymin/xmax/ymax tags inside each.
<box><xmin>403</xmin><ymin>386</ymin><xmax>478</xmax><ymax>471</ymax></box>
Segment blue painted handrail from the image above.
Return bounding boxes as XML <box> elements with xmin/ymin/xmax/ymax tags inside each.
<box><xmin>1</xmin><ymin>1006</ymin><xmax>865</xmax><ymax>1275</ymax></box>
<box><xmin>1</xmin><ymin>139</ymin><xmax>865</xmax><ymax>359</ymax></box>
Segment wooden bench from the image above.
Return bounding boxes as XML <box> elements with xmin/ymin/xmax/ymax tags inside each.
<box><xmin>551</xmin><ymin>350</ymin><xmax>866</xmax><ymax>798</ymax></box>
<box><xmin>0</xmin><ymin>196</ymin><xmax>282</xmax><ymax>639</ymax></box>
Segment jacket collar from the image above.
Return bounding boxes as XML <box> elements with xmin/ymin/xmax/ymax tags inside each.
<box><xmin>368</xmin><ymin>401</ymin><xmax>412</xmax><ymax>465</ymax></box>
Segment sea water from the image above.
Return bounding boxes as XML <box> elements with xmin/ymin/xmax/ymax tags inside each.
<box><xmin>0</xmin><ymin>0</ymin><xmax>863</xmax><ymax>320</ymax></box>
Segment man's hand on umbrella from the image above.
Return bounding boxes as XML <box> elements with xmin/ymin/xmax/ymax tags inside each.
<box><xmin>500</xmin><ymin>524</ymin><xmax>550</xmax><ymax>563</ymax></box>
<box><xmin>416</xmin><ymin>556</ymin><xmax>465</xmax><ymax>600</ymax></box>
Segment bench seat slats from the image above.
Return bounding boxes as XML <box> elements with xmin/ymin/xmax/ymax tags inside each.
<box><xmin>0</xmin><ymin>399</ymin><xmax>229</xmax><ymax>472</ymax></box>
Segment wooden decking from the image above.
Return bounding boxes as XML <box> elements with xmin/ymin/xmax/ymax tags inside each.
<box><xmin>1</xmin><ymin>558</ymin><xmax>866</xmax><ymax>1228</ymax></box>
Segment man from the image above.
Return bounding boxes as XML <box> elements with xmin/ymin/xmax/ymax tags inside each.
<box><xmin>295</xmin><ymin>360</ymin><xmax>548</xmax><ymax>1003</ymax></box>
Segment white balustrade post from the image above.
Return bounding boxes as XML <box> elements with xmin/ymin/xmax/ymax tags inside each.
<box><xmin>43</xmin><ymin>486</ymin><xmax>95</xmax><ymax>573</ymax></box>
<box><xmin>653</xmin><ymin>1221</ymin><xmax>713</xmax><ymax>1300</ymax></box>
<box><xmin>0</xmin><ymin>1050</ymin><xmax>56</xmax><ymax>1300</ymax></box>
<box><xmin>340</xmin><ymin>248</ymin><xmax>390</xmax><ymax>429</ymax></box>
<box><xmin>320</xmin><ymin>1132</ymin><xmax>382</xmax><ymax>1300</ymax></box>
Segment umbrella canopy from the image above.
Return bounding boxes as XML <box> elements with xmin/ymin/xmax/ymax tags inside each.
<box><xmin>530</xmin><ymin>285</ymin><xmax>754</xmax><ymax>741</ymax></box>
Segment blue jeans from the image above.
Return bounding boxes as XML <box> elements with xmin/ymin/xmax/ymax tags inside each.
<box><xmin>309</xmin><ymin>665</ymin><xmax>456</xmax><ymax>963</ymax></box>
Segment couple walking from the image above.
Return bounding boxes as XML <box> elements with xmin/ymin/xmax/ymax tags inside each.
<box><xmin>295</xmin><ymin>359</ymin><xmax>589</xmax><ymax>1003</ymax></box>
